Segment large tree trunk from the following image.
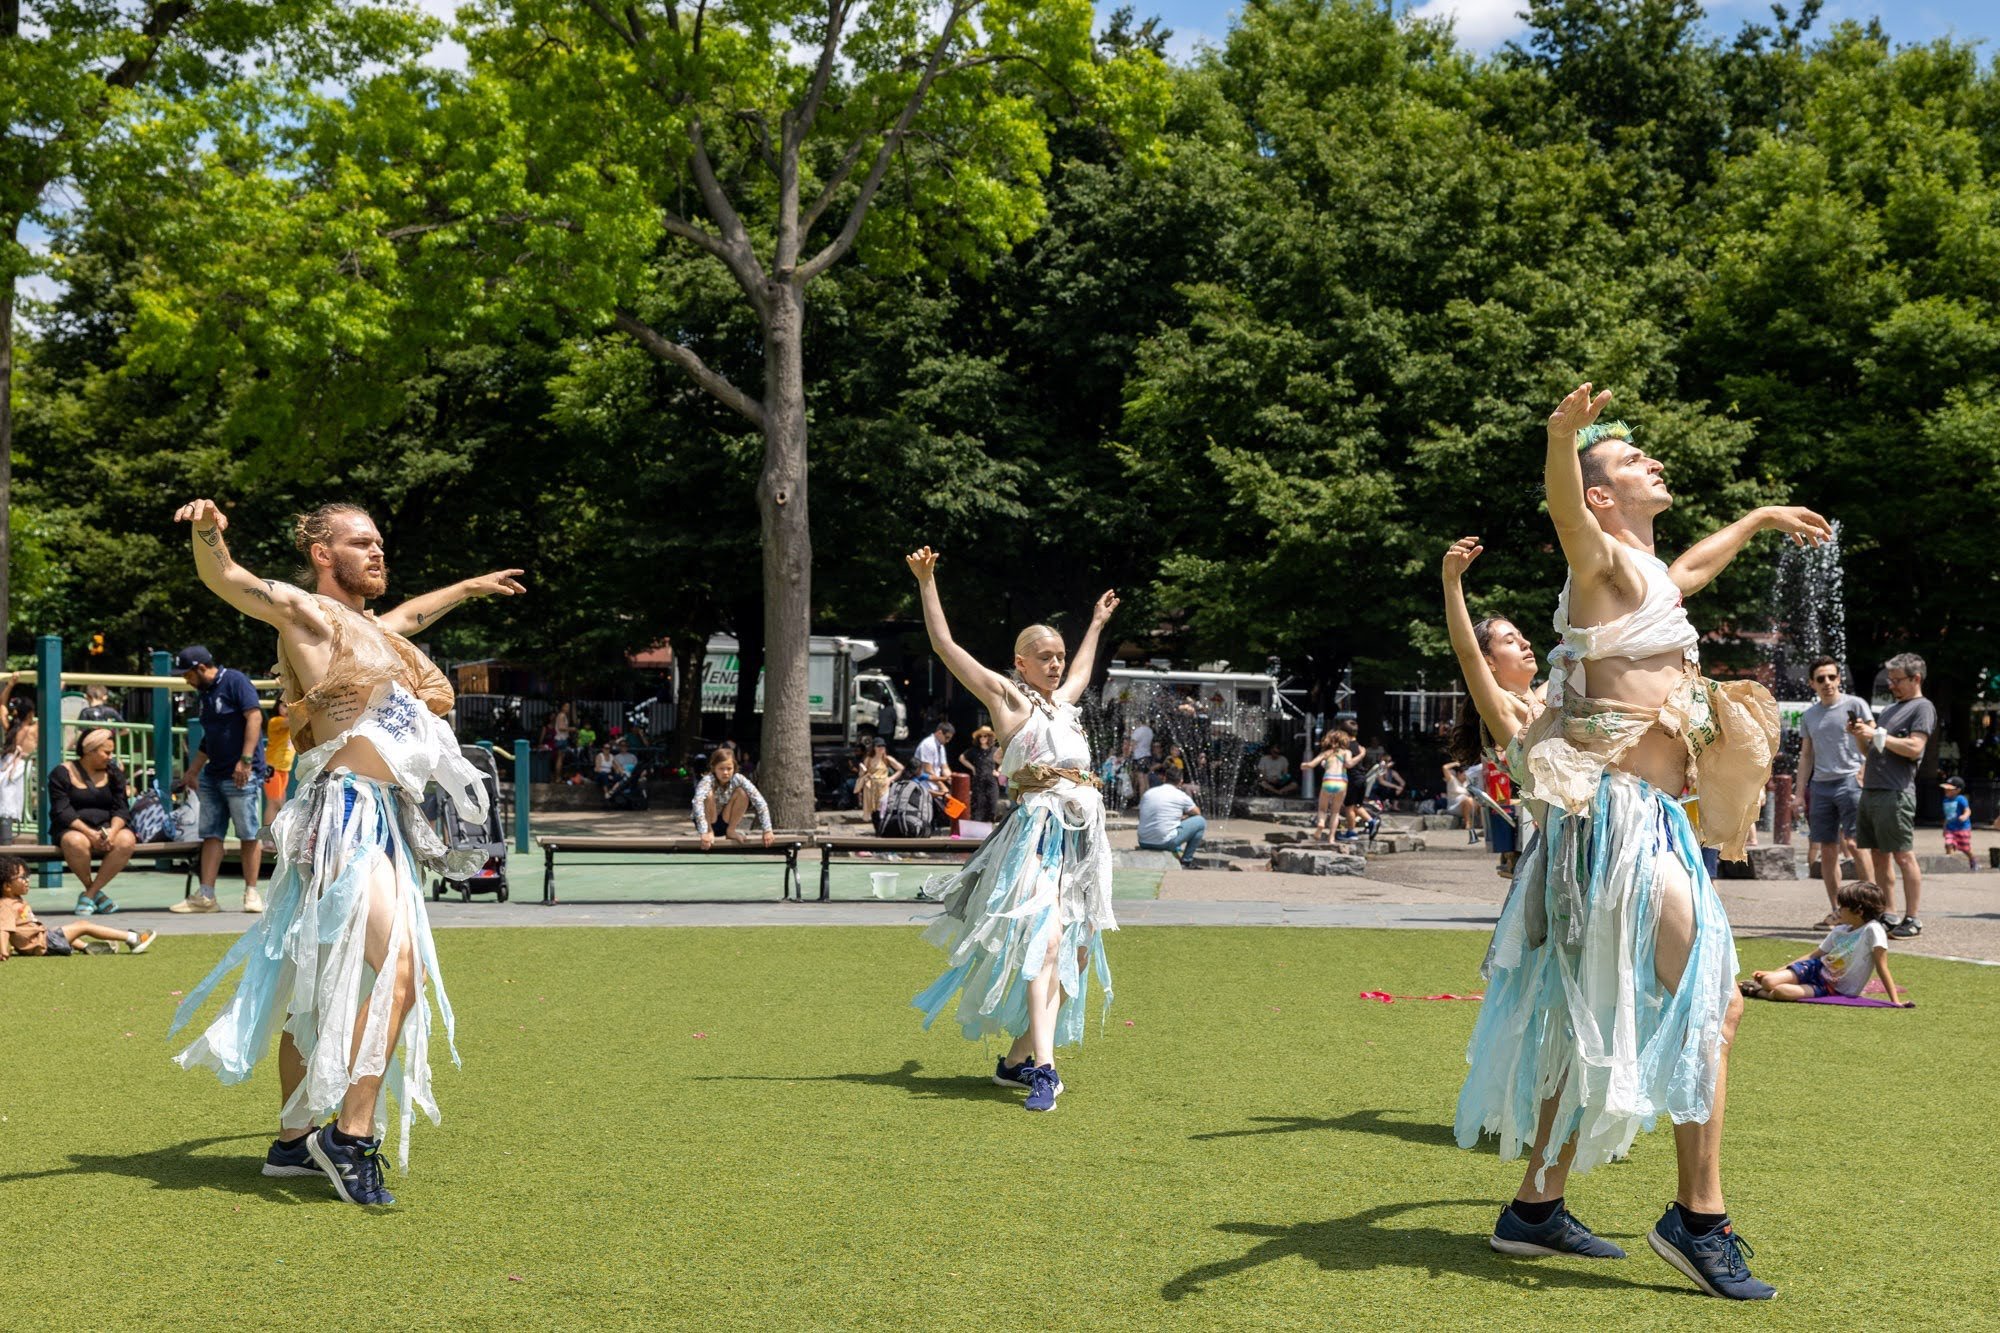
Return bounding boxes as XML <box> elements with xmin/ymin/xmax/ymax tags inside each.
<box><xmin>729</xmin><ymin>603</ymin><xmax>765</xmax><ymax>752</ymax></box>
<box><xmin>758</xmin><ymin>282</ymin><xmax>814</xmax><ymax>829</ymax></box>
<box><xmin>667</xmin><ymin>630</ymin><xmax>707</xmax><ymax>782</ymax></box>
<box><xmin>0</xmin><ymin>242</ymin><xmax>15</xmax><ymax>658</ymax></box>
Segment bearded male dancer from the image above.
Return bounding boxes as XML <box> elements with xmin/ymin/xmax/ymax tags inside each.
<box><xmin>1455</xmin><ymin>386</ymin><xmax>1829</xmax><ymax>1299</ymax></box>
<box><xmin>167</xmin><ymin>499</ymin><xmax>524</xmax><ymax>1206</ymax></box>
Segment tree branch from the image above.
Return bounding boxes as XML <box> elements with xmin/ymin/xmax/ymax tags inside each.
<box><xmin>801</xmin><ymin>125</ymin><xmax>870</xmax><ymax>235</ymax></box>
<box><xmin>790</xmin><ymin>0</ymin><xmax>852</xmax><ymax>148</ymax></box>
<box><xmin>614</xmin><ymin>311</ymin><xmax>767</xmax><ymax>428</ymax></box>
<box><xmin>797</xmin><ymin>0</ymin><xmax>977</xmax><ymax>284</ymax></box>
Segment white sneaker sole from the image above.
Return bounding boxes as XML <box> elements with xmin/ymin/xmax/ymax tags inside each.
<box><xmin>1648</xmin><ymin>1229</ymin><xmax>1751</xmax><ymax>1298</ymax></box>
<box><xmin>1489</xmin><ymin>1237</ymin><xmax>1564</xmax><ymax>1257</ymax></box>
<box><xmin>168</xmin><ymin>899</ymin><xmax>219</xmax><ymax>914</ymax></box>
<box><xmin>130</xmin><ymin>936</ymin><xmax>155</xmax><ymax>955</ymax></box>
<box><xmin>261</xmin><ymin>1163</ymin><xmax>321</xmax><ymax>1178</ymax></box>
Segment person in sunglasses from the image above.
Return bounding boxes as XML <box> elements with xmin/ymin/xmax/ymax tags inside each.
<box><xmin>1795</xmin><ymin>657</ymin><xmax>1871</xmax><ymax>928</ymax></box>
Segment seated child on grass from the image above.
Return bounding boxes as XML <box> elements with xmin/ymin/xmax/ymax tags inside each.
<box><xmin>1740</xmin><ymin>879</ymin><xmax>1906</xmax><ymax>1006</ymax></box>
<box><xmin>0</xmin><ymin>855</ymin><xmax>156</xmax><ymax>960</ymax></box>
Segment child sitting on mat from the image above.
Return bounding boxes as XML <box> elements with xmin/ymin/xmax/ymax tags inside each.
<box><xmin>1740</xmin><ymin>880</ymin><xmax>1907</xmax><ymax>1005</ymax></box>
<box><xmin>0</xmin><ymin>855</ymin><xmax>157</xmax><ymax>959</ymax></box>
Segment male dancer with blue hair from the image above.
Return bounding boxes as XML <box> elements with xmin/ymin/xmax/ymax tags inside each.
<box><xmin>1456</xmin><ymin>385</ymin><xmax>1829</xmax><ymax>1300</ymax></box>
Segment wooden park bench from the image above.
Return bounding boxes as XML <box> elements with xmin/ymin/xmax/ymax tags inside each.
<box><xmin>810</xmin><ymin>835</ymin><xmax>986</xmax><ymax>902</ymax></box>
<box><xmin>534</xmin><ymin>834</ymin><xmax>813</xmax><ymax>904</ymax></box>
<box><xmin>11</xmin><ymin>840</ymin><xmax>249</xmax><ymax>897</ymax></box>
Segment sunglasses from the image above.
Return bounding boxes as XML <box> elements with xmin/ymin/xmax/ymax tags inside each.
<box><xmin>1812</xmin><ymin>673</ymin><xmax>1839</xmax><ymax>682</ymax></box>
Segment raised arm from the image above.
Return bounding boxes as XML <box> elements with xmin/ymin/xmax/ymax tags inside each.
<box><xmin>1054</xmin><ymin>589</ymin><xmax>1121</xmax><ymax>706</ymax></box>
<box><xmin>1669</xmin><ymin>506</ymin><xmax>1832</xmax><ymax>597</ymax></box>
<box><xmin>906</xmin><ymin>548</ymin><xmax>1027</xmax><ymax>730</ymax></box>
<box><xmin>174</xmin><ymin>500</ymin><xmax>321</xmax><ymax>631</ymax></box>
<box><xmin>1442</xmin><ymin>537</ymin><xmax>1532</xmax><ymax>750</ymax></box>
<box><xmin>1544</xmin><ymin>383</ymin><xmax>1620</xmax><ymax>583</ymax></box>
<box><xmin>378</xmin><ymin>570</ymin><xmax>528</xmax><ymax>637</ymax></box>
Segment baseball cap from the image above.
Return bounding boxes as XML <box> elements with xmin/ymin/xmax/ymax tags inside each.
<box><xmin>1941</xmin><ymin>775</ymin><xmax>1965</xmax><ymax>790</ymax></box>
<box><xmin>173</xmin><ymin>645</ymin><xmax>214</xmax><ymax>670</ymax></box>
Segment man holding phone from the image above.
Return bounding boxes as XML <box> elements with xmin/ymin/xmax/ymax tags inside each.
<box><xmin>1850</xmin><ymin>653</ymin><xmax>1935</xmax><ymax>938</ymax></box>
<box><xmin>1795</xmin><ymin>657</ymin><xmax>1871</xmax><ymax>927</ymax></box>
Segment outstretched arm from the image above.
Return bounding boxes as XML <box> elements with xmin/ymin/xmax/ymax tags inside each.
<box><xmin>378</xmin><ymin>570</ymin><xmax>528</xmax><ymax>637</ymax></box>
<box><xmin>1544</xmin><ymin>383</ymin><xmax>1619</xmax><ymax>584</ymax></box>
<box><xmin>906</xmin><ymin>548</ymin><xmax>1024</xmax><ymax>727</ymax></box>
<box><xmin>1442</xmin><ymin>537</ymin><xmax>1531</xmax><ymax>750</ymax></box>
<box><xmin>1669</xmin><ymin>506</ymin><xmax>1832</xmax><ymax>596</ymax></box>
<box><xmin>1055</xmin><ymin>589</ymin><xmax>1121</xmax><ymax>706</ymax></box>
<box><xmin>174</xmin><ymin>500</ymin><xmax>320</xmax><ymax>631</ymax></box>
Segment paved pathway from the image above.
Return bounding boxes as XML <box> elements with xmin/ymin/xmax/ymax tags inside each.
<box><xmin>76</xmin><ymin>808</ymin><xmax>2000</xmax><ymax>964</ymax></box>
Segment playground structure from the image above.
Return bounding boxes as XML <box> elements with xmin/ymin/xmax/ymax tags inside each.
<box><xmin>22</xmin><ymin>635</ymin><xmax>534</xmax><ymax>888</ymax></box>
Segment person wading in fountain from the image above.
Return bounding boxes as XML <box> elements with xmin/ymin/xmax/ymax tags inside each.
<box><xmin>1455</xmin><ymin>384</ymin><xmax>1830</xmax><ymax>1301</ymax></box>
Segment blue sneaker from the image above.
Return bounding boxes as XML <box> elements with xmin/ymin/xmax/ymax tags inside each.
<box><xmin>306</xmin><ymin>1125</ymin><xmax>396</xmax><ymax>1206</ymax></box>
<box><xmin>1490</xmin><ymin>1203</ymin><xmax>1626</xmax><ymax>1259</ymax></box>
<box><xmin>1647</xmin><ymin>1205</ymin><xmax>1774</xmax><ymax>1300</ymax></box>
<box><xmin>1022</xmin><ymin>1064</ymin><xmax>1063</xmax><ymax>1112</ymax></box>
<box><xmin>262</xmin><ymin>1134</ymin><xmax>320</xmax><ymax>1179</ymax></box>
<box><xmin>92</xmin><ymin>893</ymin><xmax>118</xmax><ymax>915</ymax></box>
<box><xmin>74</xmin><ymin>894</ymin><xmax>96</xmax><ymax>916</ymax></box>
<box><xmin>993</xmin><ymin>1054</ymin><xmax>1033</xmax><ymax>1088</ymax></box>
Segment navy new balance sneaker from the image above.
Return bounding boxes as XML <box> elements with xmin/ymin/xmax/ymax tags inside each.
<box><xmin>1490</xmin><ymin>1203</ymin><xmax>1626</xmax><ymax>1259</ymax></box>
<box><xmin>262</xmin><ymin>1134</ymin><xmax>320</xmax><ymax>1178</ymax></box>
<box><xmin>993</xmin><ymin>1054</ymin><xmax>1033</xmax><ymax>1088</ymax></box>
<box><xmin>1647</xmin><ymin>1205</ymin><xmax>1775</xmax><ymax>1300</ymax></box>
<box><xmin>306</xmin><ymin>1125</ymin><xmax>396</xmax><ymax>1206</ymax></box>
<box><xmin>1022</xmin><ymin>1064</ymin><xmax>1064</xmax><ymax>1113</ymax></box>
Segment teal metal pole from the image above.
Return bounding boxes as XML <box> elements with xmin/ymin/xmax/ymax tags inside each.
<box><xmin>512</xmin><ymin>739</ymin><xmax>531</xmax><ymax>852</ymax></box>
<box><xmin>36</xmin><ymin>635</ymin><xmax>61</xmax><ymax>886</ymax></box>
<box><xmin>150</xmin><ymin>650</ymin><xmax>174</xmax><ymax>796</ymax></box>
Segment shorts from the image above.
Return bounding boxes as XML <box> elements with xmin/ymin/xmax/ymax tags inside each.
<box><xmin>198</xmin><ymin>766</ymin><xmax>263</xmax><ymax>841</ymax></box>
<box><xmin>1785</xmin><ymin>956</ymin><xmax>1833</xmax><ymax>998</ymax></box>
<box><xmin>1487</xmin><ymin>805</ymin><xmax>1518</xmax><ymax>855</ymax></box>
<box><xmin>712</xmin><ymin>818</ymin><xmax>732</xmax><ymax>837</ymax></box>
<box><xmin>1856</xmin><ymin>789</ymin><xmax>1915</xmax><ymax>854</ymax></box>
<box><xmin>1806</xmin><ymin>780</ymin><xmax>1860</xmax><ymax>844</ymax></box>
<box><xmin>263</xmin><ymin>768</ymin><xmax>292</xmax><ymax>803</ymax></box>
<box><xmin>1945</xmin><ymin>827</ymin><xmax>1972</xmax><ymax>854</ymax></box>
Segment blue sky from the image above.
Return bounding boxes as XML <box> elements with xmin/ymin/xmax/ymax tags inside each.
<box><xmin>1150</xmin><ymin>0</ymin><xmax>1994</xmax><ymax>61</ymax></box>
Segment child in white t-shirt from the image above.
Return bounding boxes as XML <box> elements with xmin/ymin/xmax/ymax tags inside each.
<box><xmin>1741</xmin><ymin>880</ymin><xmax>1909</xmax><ymax>1005</ymax></box>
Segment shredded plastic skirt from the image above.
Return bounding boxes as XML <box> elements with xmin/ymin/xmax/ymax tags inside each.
<box><xmin>1455</xmin><ymin>769</ymin><xmax>1739</xmax><ymax>1185</ymax></box>
<box><xmin>911</xmin><ymin>786</ymin><xmax>1116</xmax><ymax>1048</ymax></box>
<box><xmin>169</xmin><ymin>772</ymin><xmax>457</xmax><ymax>1170</ymax></box>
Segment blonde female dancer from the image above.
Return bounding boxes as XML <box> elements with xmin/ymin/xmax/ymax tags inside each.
<box><xmin>905</xmin><ymin>547</ymin><xmax>1118</xmax><ymax>1113</ymax></box>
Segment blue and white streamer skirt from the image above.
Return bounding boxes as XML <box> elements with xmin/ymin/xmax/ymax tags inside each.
<box><xmin>911</xmin><ymin>701</ymin><xmax>1116</xmax><ymax>1047</ymax></box>
<box><xmin>169</xmin><ymin>682</ymin><xmax>489</xmax><ymax>1170</ymax></box>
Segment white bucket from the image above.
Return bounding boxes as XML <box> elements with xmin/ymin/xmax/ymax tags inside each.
<box><xmin>869</xmin><ymin>871</ymin><xmax>900</xmax><ymax>899</ymax></box>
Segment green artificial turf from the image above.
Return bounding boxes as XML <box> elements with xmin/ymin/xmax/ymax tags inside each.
<box><xmin>3</xmin><ymin>927</ymin><xmax>1994</xmax><ymax>1330</ymax></box>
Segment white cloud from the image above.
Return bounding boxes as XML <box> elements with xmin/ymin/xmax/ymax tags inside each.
<box><xmin>411</xmin><ymin>0</ymin><xmax>468</xmax><ymax>70</ymax></box>
<box><xmin>1403</xmin><ymin>0</ymin><xmax>1529</xmax><ymax>53</ymax></box>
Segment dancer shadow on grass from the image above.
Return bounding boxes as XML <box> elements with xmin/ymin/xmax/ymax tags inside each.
<box><xmin>1191</xmin><ymin>1109</ymin><xmax>1461</xmax><ymax>1149</ymax></box>
<box><xmin>696</xmin><ymin>1059</ymin><xmax>1012</xmax><ymax>1103</ymax></box>
<box><xmin>1162</xmin><ymin>1200</ymin><xmax>1693</xmax><ymax>1301</ymax></box>
<box><xmin>0</xmin><ymin>1134</ymin><xmax>318</xmax><ymax>1199</ymax></box>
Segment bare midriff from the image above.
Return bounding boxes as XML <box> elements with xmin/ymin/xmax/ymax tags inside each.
<box><xmin>1579</xmin><ymin>646</ymin><xmax>1692</xmax><ymax>793</ymax></box>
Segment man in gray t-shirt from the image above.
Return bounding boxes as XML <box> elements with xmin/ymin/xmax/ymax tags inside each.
<box><xmin>1850</xmin><ymin>652</ymin><xmax>1935</xmax><ymax>939</ymax></box>
<box><xmin>1795</xmin><ymin>658</ymin><xmax>1871</xmax><ymax>923</ymax></box>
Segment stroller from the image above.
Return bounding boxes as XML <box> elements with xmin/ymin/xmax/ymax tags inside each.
<box><xmin>426</xmin><ymin>744</ymin><xmax>511</xmax><ymax>902</ymax></box>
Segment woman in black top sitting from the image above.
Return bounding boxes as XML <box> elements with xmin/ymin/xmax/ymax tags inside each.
<box><xmin>49</xmin><ymin>727</ymin><xmax>138</xmax><ymax>915</ymax></box>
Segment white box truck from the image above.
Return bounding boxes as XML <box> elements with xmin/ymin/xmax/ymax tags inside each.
<box><xmin>701</xmin><ymin>635</ymin><xmax>908</xmax><ymax>742</ymax></box>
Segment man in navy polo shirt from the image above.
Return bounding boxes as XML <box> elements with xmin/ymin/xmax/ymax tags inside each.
<box><xmin>169</xmin><ymin>645</ymin><xmax>266</xmax><ymax>914</ymax></box>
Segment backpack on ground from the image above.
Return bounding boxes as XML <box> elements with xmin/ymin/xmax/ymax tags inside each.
<box><xmin>878</xmin><ymin>778</ymin><xmax>935</xmax><ymax>838</ymax></box>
